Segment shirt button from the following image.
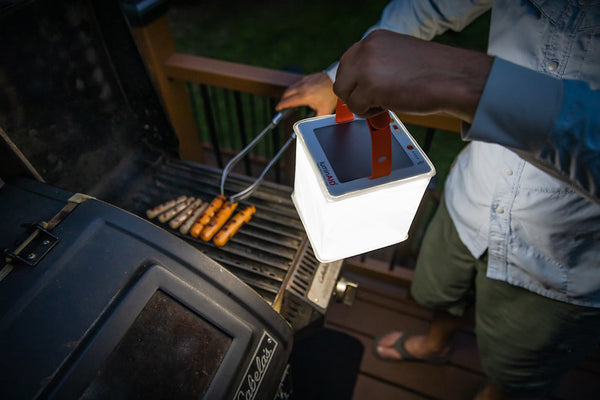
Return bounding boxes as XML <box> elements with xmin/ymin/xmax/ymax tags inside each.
<box><xmin>496</xmin><ymin>206</ymin><xmax>505</xmax><ymax>214</ymax></box>
<box><xmin>504</xmin><ymin>169</ymin><xmax>513</xmax><ymax>176</ymax></box>
<box><xmin>548</xmin><ymin>60</ymin><xmax>559</xmax><ymax>71</ymax></box>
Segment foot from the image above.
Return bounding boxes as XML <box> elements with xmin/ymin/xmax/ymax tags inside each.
<box><xmin>374</xmin><ymin>331</ymin><xmax>452</xmax><ymax>362</ymax></box>
<box><xmin>473</xmin><ymin>383</ymin><xmax>510</xmax><ymax>400</ymax></box>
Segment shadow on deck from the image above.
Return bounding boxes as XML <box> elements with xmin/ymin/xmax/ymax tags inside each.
<box><xmin>314</xmin><ymin>263</ymin><xmax>600</xmax><ymax>400</ymax></box>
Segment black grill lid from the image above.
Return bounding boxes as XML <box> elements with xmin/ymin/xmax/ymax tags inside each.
<box><xmin>0</xmin><ymin>178</ymin><xmax>293</xmax><ymax>400</ymax></box>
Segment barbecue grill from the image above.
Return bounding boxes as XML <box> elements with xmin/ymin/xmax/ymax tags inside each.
<box><xmin>0</xmin><ymin>0</ymin><xmax>349</xmax><ymax>398</ymax></box>
<box><xmin>118</xmin><ymin>157</ymin><xmax>344</xmax><ymax>326</ymax></box>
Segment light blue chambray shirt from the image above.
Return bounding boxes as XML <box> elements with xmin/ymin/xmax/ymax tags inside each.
<box><xmin>327</xmin><ymin>0</ymin><xmax>600</xmax><ymax>307</ymax></box>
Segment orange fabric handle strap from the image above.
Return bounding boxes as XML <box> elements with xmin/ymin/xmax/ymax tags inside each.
<box><xmin>335</xmin><ymin>98</ymin><xmax>354</xmax><ymax>123</ymax></box>
<box><xmin>366</xmin><ymin>111</ymin><xmax>392</xmax><ymax>179</ymax></box>
<box><xmin>334</xmin><ymin>99</ymin><xmax>392</xmax><ymax>179</ymax></box>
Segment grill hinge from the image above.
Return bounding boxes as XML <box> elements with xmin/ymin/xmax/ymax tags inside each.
<box><xmin>1</xmin><ymin>192</ymin><xmax>91</xmax><ymax>279</ymax></box>
<box><xmin>4</xmin><ymin>223</ymin><xmax>59</xmax><ymax>267</ymax></box>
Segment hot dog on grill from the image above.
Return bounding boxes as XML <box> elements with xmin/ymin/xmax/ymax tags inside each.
<box><xmin>190</xmin><ymin>195</ymin><xmax>226</xmax><ymax>238</ymax></box>
<box><xmin>158</xmin><ymin>197</ymin><xmax>195</xmax><ymax>223</ymax></box>
<box><xmin>213</xmin><ymin>205</ymin><xmax>256</xmax><ymax>247</ymax></box>
<box><xmin>180</xmin><ymin>202</ymin><xmax>208</xmax><ymax>235</ymax></box>
<box><xmin>199</xmin><ymin>201</ymin><xmax>238</xmax><ymax>241</ymax></box>
<box><xmin>146</xmin><ymin>196</ymin><xmax>187</xmax><ymax>219</ymax></box>
<box><xmin>169</xmin><ymin>199</ymin><xmax>202</xmax><ymax>229</ymax></box>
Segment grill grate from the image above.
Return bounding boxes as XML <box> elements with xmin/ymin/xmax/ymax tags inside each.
<box><xmin>119</xmin><ymin>159</ymin><xmax>318</xmax><ymax>307</ymax></box>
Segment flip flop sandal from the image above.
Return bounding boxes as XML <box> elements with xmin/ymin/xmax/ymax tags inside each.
<box><xmin>473</xmin><ymin>379</ymin><xmax>490</xmax><ymax>399</ymax></box>
<box><xmin>372</xmin><ymin>331</ymin><xmax>453</xmax><ymax>364</ymax></box>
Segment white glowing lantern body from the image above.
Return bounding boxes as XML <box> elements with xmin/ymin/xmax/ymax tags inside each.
<box><xmin>292</xmin><ymin>112</ymin><xmax>435</xmax><ymax>262</ymax></box>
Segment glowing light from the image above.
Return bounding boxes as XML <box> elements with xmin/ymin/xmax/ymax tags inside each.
<box><xmin>292</xmin><ymin>112</ymin><xmax>435</xmax><ymax>262</ymax></box>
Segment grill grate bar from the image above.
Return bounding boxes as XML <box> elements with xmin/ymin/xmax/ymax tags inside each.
<box><xmin>146</xmin><ymin>172</ymin><xmax>304</xmax><ymax>241</ymax></box>
<box><xmin>121</xmin><ymin>159</ymin><xmax>313</xmax><ymax>301</ymax></box>
<box><xmin>171</xmin><ymin>225</ymin><xmax>297</xmax><ymax>263</ymax></box>
<box><xmin>176</xmin><ymin>233</ymin><xmax>292</xmax><ymax>276</ymax></box>
<box><xmin>211</xmin><ymin>254</ymin><xmax>286</xmax><ymax>283</ymax></box>
<box><xmin>162</xmin><ymin>161</ymin><xmax>303</xmax><ymax>222</ymax></box>
<box><xmin>136</xmin><ymin>184</ymin><xmax>302</xmax><ymax>246</ymax></box>
<box><xmin>213</xmin><ymin>263</ymin><xmax>281</xmax><ymax>296</ymax></box>
<box><xmin>218</xmin><ymin>227</ymin><xmax>301</xmax><ymax>251</ymax></box>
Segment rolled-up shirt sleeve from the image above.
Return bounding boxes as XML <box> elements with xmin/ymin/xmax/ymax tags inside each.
<box><xmin>363</xmin><ymin>0</ymin><xmax>492</xmax><ymax>41</ymax></box>
<box><xmin>464</xmin><ymin>57</ymin><xmax>600</xmax><ymax>203</ymax></box>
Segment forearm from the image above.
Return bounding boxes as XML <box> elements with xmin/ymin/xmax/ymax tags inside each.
<box><xmin>333</xmin><ymin>31</ymin><xmax>493</xmax><ymax>121</ymax></box>
<box><xmin>285</xmin><ymin>0</ymin><xmax>494</xmax><ymax>113</ymax></box>
<box><xmin>326</xmin><ymin>0</ymin><xmax>492</xmax><ymax>81</ymax></box>
<box><xmin>364</xmin><ymin>0</ymin><xmax>492</xmax><ymax>40</ymax></box>
<box><xmin>465</xmin><ymin>58</ymin><xmax>600</xmax><ymax>203</ymax></box>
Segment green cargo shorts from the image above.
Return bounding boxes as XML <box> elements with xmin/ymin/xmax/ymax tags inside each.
<box><xmin>411</xmin><ymin>198</ymin><xmax>600</xmax><ymax>397</ymax></box>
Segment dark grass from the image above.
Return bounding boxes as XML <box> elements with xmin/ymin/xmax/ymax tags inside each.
<box><xmin>168</xmin><ymin>0</ymin><xmax>491</xmax><ymax>190</ymax></box>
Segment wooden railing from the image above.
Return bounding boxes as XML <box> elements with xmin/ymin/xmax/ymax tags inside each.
<box><xmin>131</xmin><ymin>14</ymin><xmax>462</xmax><ymax>280</ymax></box>
<box><xmin>132</xmin><ymin>15</ymin><xmax>461</xmax><ymax>157</ymax></box>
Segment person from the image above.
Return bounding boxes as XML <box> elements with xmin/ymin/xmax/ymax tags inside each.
<box><xmin>276</xmin><ymin>1</ymin><xmax>600</xmax><ymax>399</ymax></box>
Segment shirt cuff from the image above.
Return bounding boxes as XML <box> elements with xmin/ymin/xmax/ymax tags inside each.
<box><xmin>324</xmin><ymin>61</ymin><xmax>339</xmax><ymax>83</ymax></box>
<box><xmin>463</xmin><ymin>57</ymin><xmax>564</xmax><ymax>152</ymax></box>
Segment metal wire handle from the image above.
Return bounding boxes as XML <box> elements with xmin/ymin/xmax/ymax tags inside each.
<box><xmin>220</xmin><ymin>108</ymin><xmax>296</xmax><ymax>204</ymax></box>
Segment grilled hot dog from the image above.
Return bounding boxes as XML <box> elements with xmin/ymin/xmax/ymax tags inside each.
<box><xmin>146</xmin><ymin>196</ymin><xmax>187</xmax><ymax>219</ymax></box>
<box><xmin>213</xmin><ymin>205</ymin><xmax>256</xmax><ymax>247</ymax></box>
<box><xmin>169</xmin><ymin>199</ymin><xmax>202</xmax><ymax>229</ymax></box>
<box><xmin>180</xmin><ymin>202</ymin><xmax>208</xmax><ymax>235</ymax></box>
<box><xmin>199</xmin><ymin>201</ymin><xmax>238</xmax><ymax>241</ymax></box>
<box><xmin>158</xmin><ymin>197</ymin><xmax>195</xmax><ymax>223</ymax></box>
<box><xmin>190</xmin><ymin>195</ymin><xmax>226</xmax><ymax>238</ymax></box>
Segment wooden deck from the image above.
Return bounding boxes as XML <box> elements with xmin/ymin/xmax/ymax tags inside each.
<box><xmin>324</xmin><ymin>260</ymin><xmax>600</xmax><ymax>400</ymax></box>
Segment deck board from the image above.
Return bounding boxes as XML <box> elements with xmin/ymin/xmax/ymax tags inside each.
<box><xmin>327</xmin><ymin>287</ymin><xmax>483</xmax><ymax>372</ymax></box>
<box><xmin>325</xmin><ymin>265</ymin><xmax>600</xmax><ymax>400</ymax></box>
<box><xmin>352</xmin><ymin>375</ymin><xmax>428</xmax><ymax>400</ymax></box>
<box><xmin>327</xmin><ymin>325</ymin><xmax>485</xmax><ymax>400</ymax></box>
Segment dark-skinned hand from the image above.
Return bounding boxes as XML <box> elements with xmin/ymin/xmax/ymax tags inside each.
<box><xmin>275</xmin><ymin>72</ymin><xmax>338</xmax><ymax>116</ymax></box>
<box><xmin>333</xmin><ymin>30</ymin><xmax>494</xmax><ymax>123</ymax></box>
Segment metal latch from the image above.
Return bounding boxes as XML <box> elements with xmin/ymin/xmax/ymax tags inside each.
<box><xmin>333</xmin><ymin>275</ymin><xmax>359</xmax><ymax>306</ymax></box>
<box><xmin>1</xmin><ymin>193</ymin><xmax>90</xmax><ymax>277</ymax></box>
<box><xmin>4</xmin><ymin>223</ymin><xmax>59</xmax><ymax>267</ymax></box>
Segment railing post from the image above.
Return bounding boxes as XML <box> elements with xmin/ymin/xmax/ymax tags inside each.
<box><xmin>129</xmin><ymin>13</ymin><xmax>204</xmax><ymax>163</ymax></box>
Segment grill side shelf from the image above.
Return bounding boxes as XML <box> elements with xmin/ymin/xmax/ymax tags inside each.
<box><xmin>277</xmin><ymin>238</ymin><xmax>343</xmax><ymax>331</ymax></box>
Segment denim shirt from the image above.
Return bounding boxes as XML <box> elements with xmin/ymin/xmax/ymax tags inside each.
<box><xmin>448</xmin><ymin>0</ymin><xmax>600</xmax><ymax>307</ymax></box>
<box><xmin>327</xmin><ymin>0</ymin><xmax>600</xmax><ymax>307</ymax></box>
